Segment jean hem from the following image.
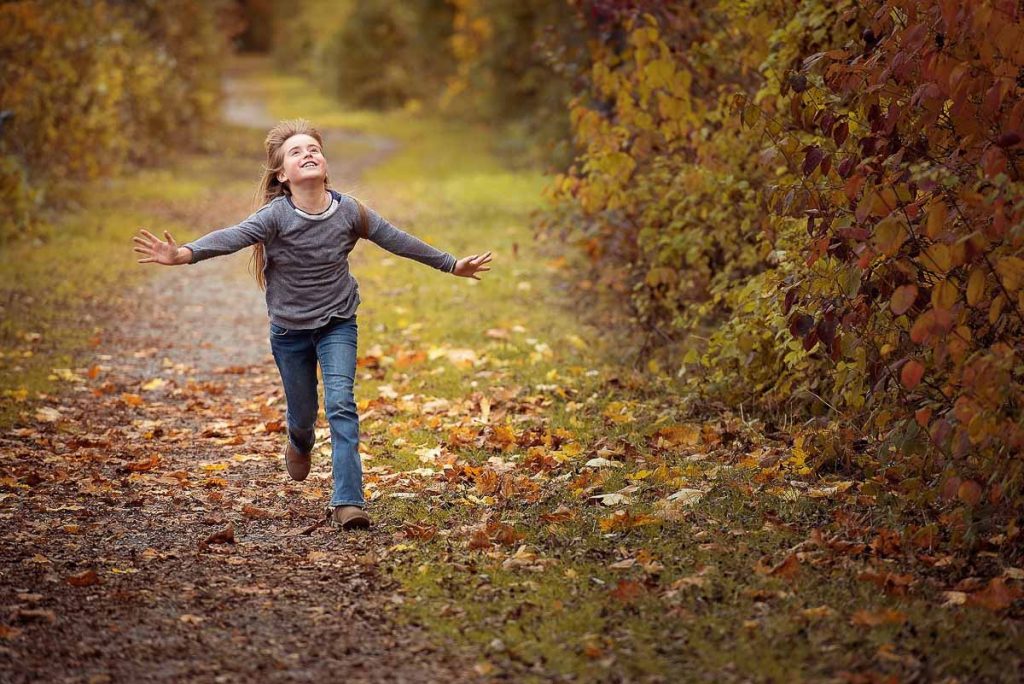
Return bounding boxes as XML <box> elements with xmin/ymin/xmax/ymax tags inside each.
<box><xmin>329</xmin><ymin>500</ymin><xmax>366</xmax><ymax>509</ymax></box>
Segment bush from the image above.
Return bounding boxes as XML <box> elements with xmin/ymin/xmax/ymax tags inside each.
<box><xmin>0</xmin><ymin>0</ymin><xmax>230</xmax><ymax>243</ymax></box>
<box><xmin>543</xmin><ymin>0</ymin><xmax>1024</xmax><ymax>504</ymax></box>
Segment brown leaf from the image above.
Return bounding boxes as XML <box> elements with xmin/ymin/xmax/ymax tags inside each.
<box><xmin>539</xmin><ymin>505</ymin><xmax>574</xmax><ymax>524</ymax></box>
<box><xmin>967</xmin><ymin>578</ymin><xmax>1022</xmax><ymax>612</ymax></box>
<box><xmin>241</xmin><ymin>504</ymin><xmax>276</xmax><ymax>519</ymax></box>
<box><xmin>957</xmin><ymin>480</ymin><xmax>983</xmax><ymax>506</ymax></box>
<box><xmin>66</xmin><ymin>569</ymin><xmax>100</xmax><ymax>587</ymax></box>
<box><xmin>126</xmin><ymin>454</ymin><xmax>162</xmax><ymax>472</ymax></box>
<box><xmin>889</xmin><ymin>284</ymin><xmax>917</xmax><ymax>315</ymax></box>
<box><xmin>203</xmin><ymin>522</ymin><xmax>235</xmax><ymax>546</ymax></box>
<box><xmin>263</xmin><ymin>420</ymin><xmax>285</xmax><ymax>434</ymax></box>
<box><xmin>468</xmin><ymin>528</ymin><xmax>492</xmax><ymax>550</ymax></box>
<box><xmin>402</xmin><ymin>523</ymin><xmax>437</xmax><ymax>541</ymax></box>
<box><xmin>0</xmin><ymin>625</ymin><xmax>23</xmax><ymax>640</ymax></box>
<box><xmin>14</xmin><ymin>608</ymin><xmax>56</xmax><ymax>624</ymax></box>
<box><xmin>857</xmin><ymin>570</ymin><xmax>914</xmax><ymax>595</ymax></box>
<box><xmin>609</xmin><ymin>579</ymin><xmax>645</xmax><ymax>604</ymax></box>
<box><xmin>850</xmin><ymin>609</ymin><xmax>907</xmax><ymax>627</ymax></box>
<box><xmin>755</xmin><ymin>553</ymin><xmax>800</xmax><ymax>580</ymax></box>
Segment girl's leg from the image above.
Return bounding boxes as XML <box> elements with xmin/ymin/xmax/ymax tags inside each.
<box><xmin>313</xmin><ymin>315</ymin><xmax>364</xmax><ymax>508</ymax></box>
<box><xmin>269</xmin><ymin>325</ymin><xmax>319</xmax><ymax>454</ymax></box>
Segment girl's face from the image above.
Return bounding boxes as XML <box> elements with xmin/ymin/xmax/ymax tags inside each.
<box><xmin>276</xmin><ymin>133</ymin><xmax>328</xmax><ymax>186</ymax></box>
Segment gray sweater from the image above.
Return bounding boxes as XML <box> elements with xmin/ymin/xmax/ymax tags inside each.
<box><xmin>183</xmin><ymin>190</ymin><xmax>457</xmax><ymax>330</ymax></box>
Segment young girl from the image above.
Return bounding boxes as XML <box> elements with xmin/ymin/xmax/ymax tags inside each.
<box><xmin>132</xmin><ymin>119</ymin><xmax>492</xmax><ymax>530</ymax></box>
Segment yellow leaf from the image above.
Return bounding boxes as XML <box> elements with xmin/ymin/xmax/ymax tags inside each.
<box><xmin>925</xmin><ymin>200</ymin><xmax>948</xmax><ymax>238</ymax></box>
<box><xmin>996</xmin><ymin>256</ymin><xmax>1024</xmax><ymax>291</ymax></box>
<box><xmin>922</xmin><ymin>243</ymin><xmax>952</xmax><ymax>272</ymax></box>
<box><xmin>874</xmin><ymin>216</ymin><xmax>907</xmax><ymax>256</ymax></box>
<box><xmin>966</xmin><ymin>268</ymin><xmax>986</xmax><ymax>306</ymax></box>
<box><xmin>603</xmin><ymin>401</ymin><xmax>635</xmax><ymax>424</ymax></box>
<box><xmin>931</xmin><ymin>280</ymin><xmax>958</xmax><ymax>311</ymax></box>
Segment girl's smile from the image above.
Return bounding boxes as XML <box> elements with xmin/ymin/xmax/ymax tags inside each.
<box><xmin>277</xmin><ymin>133</ymin><xmax>328</xmax><ymax>186</ymax></box>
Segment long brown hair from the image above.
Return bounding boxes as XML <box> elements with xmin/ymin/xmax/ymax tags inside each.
<box><xmin>248</xmin><ymin>119</ymin><xmax>368</xmax><ymax>290</ymax></box>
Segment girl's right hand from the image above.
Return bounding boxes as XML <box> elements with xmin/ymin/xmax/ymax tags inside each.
<box><xmin>133</xmin><ymin>228</ymin><xmax>190</xmax><ymax>265</ymax></box>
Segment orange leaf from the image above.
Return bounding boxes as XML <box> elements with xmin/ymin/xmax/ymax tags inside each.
<box><xmin>468</xmin><ymin>528</ymin><xmax>492</xmax><ymax>550</ymax></box>
<box><xmin>609</xmin><ymin>579</ymin><xmax>645</xmax><ymax>604</ymax></box>
<box><xmin>957</xmin><ymin>480</ymin><xmax>983</xmax><ymax>506</ymax></box>
<box><xmin>925</xmin><ymin>199</ymin><xmax>948</xmax><ymax>238</ymax></box>
<box><xmin>967</xmin><ymin>577</ymin><xmax>1023</xmax><ymax>611</ymax></box>
<box><xmin>126</xmin><ymin>454</ymin><xmax>162</xmax><ymax>472</ymax></box>
<box><xmin>850</xmin><ymin>609</ymin><xmax>908</xmax><ymax>627</ymax></box>
<box><xmin>901</xmin><ymin>360</ymin><xmax>925</xmax><ymax>389</ymax></box>
<box><xmin>66</xmin><ymin>569</ymin><xmax>100</xmax><ymax>587</ymax></box>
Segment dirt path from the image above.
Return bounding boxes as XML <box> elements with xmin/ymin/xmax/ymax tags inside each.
<box><xmin>0</xmin><ymin>68</ymin><xmax>478</xmax><ymax>683</ymax></box>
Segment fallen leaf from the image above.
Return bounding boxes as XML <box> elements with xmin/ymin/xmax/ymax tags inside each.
<box><xmin>141</xmin><ymin>378</ymin><xmax>167</xmax><ymax>391</ymax></box>
<box><xmin>666</xmin><ymin>488</ymin><xmax>705</xmax><ymax>505</ymax></box>
<box><xmin>14</xmin><ymin>608</ymin><xmax>55</xmax><ymax>624</ymax></box>
<box><xmin>941</xmin><ymin>591</ymin><xmax>968</xmax><ymax>607</ymax></box>
<box><xmin>610</xmin><ymin>579</ymin><xmax>645</xmax><ymax>603</ymax></box>
<box><xmin>800</xmin><ymin>605</ymin><xmax>836</xmax><ymax>620</ymax></box>
<box><xmin>850</xmin><ymin>609</ymin><xmax>908</xmax><ymax>627</ymax></box>
<box><xmin>66</xmin><ymin>569</ymin><xmax>100</xmax><ymax>587</ymax></box>
<box><xmin>203</xmin><ymin>522</ymin><xmax>235</xmax><ymax>546</ymax></box>
<box><xmin>241</xmin><ymin>504</ymin><xmax>276</xmax><ymax>519</ymax></box>
<box><xmin>584</xmin><ymin>457</ymin><xmax>622</xmax><ymax>469</ymax></box>
<box><xmin>126</xmin><ymin>454</ymin><xmax>162</xmax><ymax>472</ymax></box>
<box><xmin>34</xmin><ymin>407</ymin><xmax>62</xmax><ymax>423</ymax></box>
<box><xmin>0</xmin><ymin>625</ymin><xmax>23</xmax><ymax>640</ymax></box>
<box><xmin>967</xmin><ymin>578</ymin><xmax>1023</xmax><ymax>612</ymax></box>
<box><xmin>590</xmin><ymin>492</ymin><xmax>631</xmax><ymax>506</ymax></box>
<box><xmin>120</xmin><ymin>393</ymin><xmax>144</xmax><ymax>407</ymax></box>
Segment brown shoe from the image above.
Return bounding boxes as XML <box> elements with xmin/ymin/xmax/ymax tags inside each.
<box><xmin>328</xmin><ymin>505</ymin><xmax>371</xmax><ymax>530</ymax></box>
<box><xmin>284</xmin><ymin>440</ymin><xmax>311</xmax><ymax>481</ymax></box>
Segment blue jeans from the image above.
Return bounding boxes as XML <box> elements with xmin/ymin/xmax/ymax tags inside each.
<box><xmin>269</xmin><ymin>314</ymin><xmax>364</xmax><ymax>508</ymax></box>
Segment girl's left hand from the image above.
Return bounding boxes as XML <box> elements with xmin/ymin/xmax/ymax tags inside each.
<box><xmin>453</xmin><ymin>252</ymin><xmax>493</xmax><ymax>280</ymax></box>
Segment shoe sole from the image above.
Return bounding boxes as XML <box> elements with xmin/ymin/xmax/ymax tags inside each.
<box><xmin>341</xmin><ymin>517</ymin><xmax>370</xmax><ymax>530</ymax></box>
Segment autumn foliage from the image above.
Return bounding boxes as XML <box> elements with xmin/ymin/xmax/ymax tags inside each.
<box><xmin>543</xmin><ymin>1</ymin><xmax>1024</xmax><ymax>504</ymax></box>
<box><xmin>0</xmin><ymin>0</ymin><xmax>230</xmax><ymax>241</ymax></box>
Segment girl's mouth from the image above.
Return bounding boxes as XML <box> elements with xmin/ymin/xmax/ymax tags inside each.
<box><xmin>301</xmin><ymin>161</ymin><xmax>318</xmax><ymax>169</ymax></box>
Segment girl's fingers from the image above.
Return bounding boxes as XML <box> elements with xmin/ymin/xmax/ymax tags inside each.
<box><xmin>164</xmin><ymin>231</ymin><xmax>176</xmax><ymax>246</ymax></box>
<box><xmin>137</xmin><ymin>257</ymin><xmax>155</xmax><ymax>264</ymax></box>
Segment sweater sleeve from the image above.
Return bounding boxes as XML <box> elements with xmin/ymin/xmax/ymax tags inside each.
<box><xmin>182</xmin><ymin>203</ymin><xmax>276</xmax><ymax>264</ymax></box>
<box><xmin>364</xmin><ymin>204</ymin><xmax>457</xmax><ymax>273</ymax></box>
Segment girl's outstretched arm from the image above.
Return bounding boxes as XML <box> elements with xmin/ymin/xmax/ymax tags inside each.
<box><xmin>134</xmin><ymin>202</ymin><xmax>277</xmax><ymax>266</ymax></box>
<box><xmin>362</xmin><ymin>202</ymin><xmax>462</xmax><ymax>274</ymax></box>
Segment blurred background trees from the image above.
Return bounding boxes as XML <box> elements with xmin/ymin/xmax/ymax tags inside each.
<box><xmin>0</xmin><ymin>0</ymin><xmax>233</xmax><ymax>242</ymax></box>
